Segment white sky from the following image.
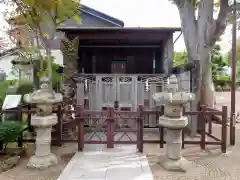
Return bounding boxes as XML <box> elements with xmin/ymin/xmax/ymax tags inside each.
<box><xmin>81</xmin><ymin>0</ymin><xmax>236</xmax><ymax>53</ymax></box>
<box><xmin>82</xmin><ymin>0</ymin><xmax>185</xmax><ymax>52</ymax></box>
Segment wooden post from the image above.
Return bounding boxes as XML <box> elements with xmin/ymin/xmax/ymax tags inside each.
<box><xmin>221</xmin><ymin>106</ymin><xmax>227</xmax><ymax>153</ymax></box>
<box><xmin>137</xmin><ymin>106</ymin><xmax>140</xmax><ymax>150</ymax></box>
<box><xmin>182</xmin><ymin>105</ymin><xmax>185</xmax><ymax>149</ymax></box>
<box><xmin>19</xmin><ymin>106</ymin><xmax>23</xmax><ymax>122</ymax></box>
<box><xmin>27</xmin><ymin>104</ymin><xmax>33</xmax><ymax>132</ymax></box>
<box><xmin>138</xmin><ymin>105</ymin><xmax>144</xmax><ymax>153</ymax></box>
<box><xmin>55</xmin><ymin>104</ymin><xmax>62</xmax><ymax>147</ymax></box>
<box><xmin>208</xmin><ymin>115</ymin><xmax>213</xmax><ymax>135</ymax></box>
<box><xmin>200</xmin><ymin>105</ymin><xmax>206</xmax><ymax>150</ymax></box>
<box><xmin>78</xmin><ymin>105</ymin><xmax>84</xmax><ymax>151</ymax></box>
<box><xmin>0</xmin><ymin>106</ymin><xmax>2</xmax><ymax>149</ymax></box>
<box><xmin>159</xmin><ymin>105</ymin><xmax>165</xmax><ymax>148</ymax></box>
<box><xmin>197</xmin><ymin>102</ymin><xmax>201</xmax><ymax>133</ymax></box>
<box><xmin>107</xmin><ymin>107</ymin><xmax>114</xmax><ymax>148</ymax></box>
<box><xmin>181</xmin><ymin>129</ymin><xmax>185</xmax><ymax>149</ymax></box>
<box><xmin>17</xmin><ymin>106</ymin><xmax>23</xmax><ymax>148</ymax></box>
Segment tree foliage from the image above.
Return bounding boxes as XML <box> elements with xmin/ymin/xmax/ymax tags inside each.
<box><xmin>16</xmin><ymin>82</ymin><xmax>35</xmax><ymax>95</ymax></box>
<box><xmin>8</xmin><ymin>0</ymin><xmax>81</xmax><ymax>31</ymax></box>
<box><xmin>6</xmin><ymin>0</ymin><xmax>81</xmax><ymax>87</ymax></box>
<box><xmin>174</xmin><ymin>44</ymin><xmax>228</xmax><ymax>82</ymax></box>
<box><xmin>173</xmin><ymin>50</ymin><xmax>187</xmax><ymax>67</ymax></box>
<box><xmin>227</xmin><ymin>38</ymin><xmax>240</xmax><ymax>79</ymax></box>
<box><xmin>38</xmin><ymin>55</ymin><xmax>64</xmax><ymax>89</ymax></box>
<box><xmin>211</xmin><ymin>44</ymin><xmax>228</xmax><ymax>81</ymax></box>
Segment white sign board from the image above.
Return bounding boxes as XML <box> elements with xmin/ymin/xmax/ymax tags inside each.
<box><xmin>2</xmin><ymin>95</ymin><xmax>22</xmax><ymax>110</ymax></box>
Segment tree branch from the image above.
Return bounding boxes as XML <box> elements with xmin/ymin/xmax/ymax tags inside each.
<box><xmin>172</xmin><ymin>0</ymin><xmax>182</xmax><ymax>6</ymax></box>
<box><xmin>210</xmin><ymin>0</ymin><xmax>230</xmax><ymax>45</ymax></box>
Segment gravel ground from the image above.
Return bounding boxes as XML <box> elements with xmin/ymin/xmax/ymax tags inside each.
<box><xmin>144</xmin><ymin>123</ymin><xmax>240</xmax><ymax>180</ymax></box>
<box><xmin>1</xmin><ymin>125</ymin><xmax>240</xmax><ymax>180</ymax></box>
<box><xmin>215</xmin><ymin>91</ymin><xmax>240</xmax><ymax>118</ymax></box>
<box><xmin>0</xmin><ymin>143</ymin><xmax>77</xmax><ymax>180</ymax></box>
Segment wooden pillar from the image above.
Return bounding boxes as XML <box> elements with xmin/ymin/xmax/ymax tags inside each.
<box><xmin>76</xmin><ymin>82</ymin><xmax>85</xmax><ymax>106</ymax></box>
<box><xmin>163</xmin><ymin>36</ymin><xmax>174</xmax><ymax>74</ymax></box>
<box><xmin>80</xmin><ymin>51</ymin><xmax>86</xmax><ymax>73</ymax></box>
<box><xmin>92</xmin><ymin>56</ymin><xmax>96</xmax><ymax>73</ymax></box>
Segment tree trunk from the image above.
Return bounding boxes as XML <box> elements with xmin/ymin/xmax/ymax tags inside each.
<box><xmin>178</xmin><ymin>0</ymin><xmax>217</xmax><ymax>107</ymax></box>
<box><xmin>199</xmin><ymin>50</ymin><xmax>215</xmax><ymax>106</ymax></box>
<box><xmin>174</xmin><ymin>0</ymin><xmax>229</xmax><ymax>136</ymax></box>
<box><xmin>61</xmin><ymin>37</ymin><xmax>79</xmax><ymax>86</ymax></box>
<box><xmin>46</xmin><ymin>46</ymin><xmax>52</xmax><ymax>88</ymax></box>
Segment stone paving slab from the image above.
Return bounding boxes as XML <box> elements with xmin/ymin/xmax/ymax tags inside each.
<box><xmin>57</xmin><ymin>145</ymin><xmax>153</xmax><ymax>180</ymax></box>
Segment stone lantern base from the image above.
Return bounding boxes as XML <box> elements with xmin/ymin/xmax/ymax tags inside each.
<box><xmin>27</xmin><ymin>115</ymin><xmax>58</xmax><ymax>169</ymax></box>
<box><xmin>158</xmin><ymin>116</ymin><xmax>190</xmax><ymax>172</ymax></box>
<box><xmin>28</xmin><ymin>153</ymin><xmax>58</xmax><ymax>169</ymax></box>
<box><xmin>158</xmin><ymin>155</ymin><xmax>190</xmax><ymax>172</ymax></box>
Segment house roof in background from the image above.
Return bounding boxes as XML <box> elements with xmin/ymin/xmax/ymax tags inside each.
<box><xmin>0</xmin><ymin>47</ymin><xmax>19</xmax><ymax>59</ymax></box>
<box><xmin>57</xmin><ymin>26</ymin><xmax>181</xmax><ymax>33</ymax></box>
<box><xmin>80</xmin><ymin>4</ymin><xmax>124</xmax><ymax>27</ymax></box>
<box><xmin>8</xmin><ymin>4</ymin><xmax>124</xmax><ymax>27</ymax></box>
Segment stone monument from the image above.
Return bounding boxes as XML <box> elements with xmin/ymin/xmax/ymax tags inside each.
<box><xmin>152</xmin><ymin>75</ymin><xmax>194</xmax><ymax>172</ymax></box>
<box><xmin>11</xmin><ymin>57</ymin><xmax>33</xmax><ymax>82</ymax></box>
<box><xmin>24</xmin><ymin>77</ymin><xmax>63</xmax><ymax>169</ymax></box>
<box><xmin>0</xmin><ymin>68</ymin><xmax>6</xmax><ymax>82</ymax></box>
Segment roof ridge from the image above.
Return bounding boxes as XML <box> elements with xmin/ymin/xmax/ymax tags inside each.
<box><xmin>80</xmin><ymin>4</ymin><xmax>124</xmax><ymax>27</ymax></box>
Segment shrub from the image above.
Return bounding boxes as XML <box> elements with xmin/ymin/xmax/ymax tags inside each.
<box><xmin>0</xmin><ymin>121</ymin><xmax>24</xmax><ymax>151</ymax></box>
<box><xmin>16</xmin><ymin>83</ymin><xmax>35</xmax><ymax>96</ymax></box>
<box><xmin>0</xmin><ymin>80</ymin><xmax>17</xmax><ymax>105</ymax></box>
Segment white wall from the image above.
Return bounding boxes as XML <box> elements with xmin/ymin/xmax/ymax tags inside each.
<box><xmin>0</xmin><ymin>50</ymin><xmax>63</xmax><ymax>80</ymax></box>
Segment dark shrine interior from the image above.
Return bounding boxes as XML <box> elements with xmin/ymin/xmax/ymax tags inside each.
<box><xmin>77</xmin><ymin>39</ymin><xmax>165</xmax><ymax>74</ymax></box>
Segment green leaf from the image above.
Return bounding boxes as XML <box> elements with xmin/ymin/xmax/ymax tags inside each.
<box><xmin>72</xmin><ymin>15</ymin><xmax>81</xmax><ymax>24</ymax></box>
<box><xmin>22</xmin><ymin>0</ymin><xmax>35</xmax><ymax>6</ymax></box>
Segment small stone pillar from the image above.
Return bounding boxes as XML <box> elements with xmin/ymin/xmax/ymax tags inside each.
<box><xmin>0</xmin><ymin>68</ymin><xmax>6</xmax><ymax>82</ymax></box>
<box><xmin>24</xmin><ymin>77</ymin><xmax>63</xmax><ymax>169</ymax></box>
<box><xmin>11</xmin><ymin>57</ymin><xmax>33</xmax><ymax>82</ymax></box>
<box><xmin>152</xmin><ymin>75</ymin><xmax>194</xmax><ymax>172</ymax></box>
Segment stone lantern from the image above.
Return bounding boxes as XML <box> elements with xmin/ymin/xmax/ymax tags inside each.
<box><xmin>152</xmin><ymin>75</ymin><xmax>194</xmax><ymax>172</ymax></box>
<box><xmin>24</xmin><ymin>76</ymin><xmax>63</xmax><ymax>169</ymax></box>
<box><xmin>0</xmin><ymin>68</ymin><xmax>6</xmax><ymax>82</ymax></box>
<box><xmin>11</xmin><ymin>57</ymin><xmax>33</xmax><ymax>82</ymax></box>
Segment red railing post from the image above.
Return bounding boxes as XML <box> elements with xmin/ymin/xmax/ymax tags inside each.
<box><xmin>55</xmin><ymin>104</ymin><xmax>62</xmax><ymax>147</ymax></box>
<box><xmin>221</xmin><ymin>106</ymin><xmax>227</xmax><ymax>153</ymax></box>
<box><xmin>78</xmin><ymin>104</ymin><xmax>84</xmax><ymax>151</ymax></box>
<box><xmin>107</xmin><ymin>107</ymin><xmax>114</xmax><ymax>148</ymax></box>
<box><xmin>182</xmin><ymin>105</ymin><xmax>185</xmax><ymax>149</ymax></box>
<box><xmin>200</xmin><ymin>105</ymin><xmax>206</xmax><ymax>150</ymax></box>
<box><xmin>159</xmin><ymin>105</ymin><xmax>165</xmax><ymax>148</ymax></box>
<box><xmin>27</xmin><ymin>104</ymin><xmax>33</xmax><ymax>132</ymax></box>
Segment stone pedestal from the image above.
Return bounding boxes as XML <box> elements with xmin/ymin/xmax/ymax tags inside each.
<box><xmin>158</xmin><ymin>116</ymin><xmax>189</xmax><ymax>172</ymax></box>
<box><xmin>27</xmin><ymin>115</ymin><xmax>58</xmax><ymax>169</ymax></box>
<box><xmin>152</xmin><ymin>75</ymin><xmax>194</xmax><ymax>172</ymax></box>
